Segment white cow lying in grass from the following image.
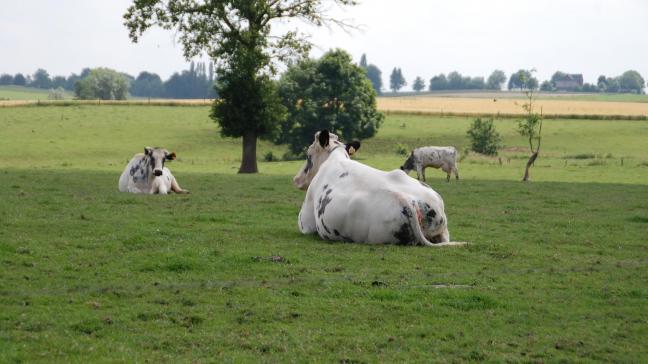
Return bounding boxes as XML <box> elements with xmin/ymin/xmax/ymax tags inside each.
<box><xmin>118</xmin><ymin>147</ymin><xmax>188</xmax><ymax>194</ymax></box>
<box><xmin>400</xmin><ymin>146</ymin><xmax>460</xmax><ymax>182</ymax></box>
<box><xmin>293</xmin><ymin>130</ymin><xmax>464</xmax><ymax>246</ymax></box>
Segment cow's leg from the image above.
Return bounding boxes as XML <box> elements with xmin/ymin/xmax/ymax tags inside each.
<box><xmin>417</xmin><ymin>166</ymin><xmax>426</xmax><ymax>181</ymax></box>
<box><xmin>298</xmin><ymin>200</ymin><xmax>317</xmax><ymax>234</ymax></box>
<box><xmin>170</xmin><ymin>177</ymin><xmax>189</xmax><ymax>194</ymax></box>
<box><xmin>441</xmin><ymin>164</ymin><xmax>451</xmax><ymax>182</ymax></box>
<box><xmin>453</xmin><ymin>164</ymin><xmax>460</xmax><ymax>180</ymax></box>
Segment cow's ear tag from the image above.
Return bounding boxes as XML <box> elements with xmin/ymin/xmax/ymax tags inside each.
<box><xmin>167</xmin><ymin>152</ymin><xmax>176</xmax><ymax>160</ymax></box>
<box><xmin>318</xmin><ymin>129</ymin><xmax>330</xmax><ymax>148</ymax></box>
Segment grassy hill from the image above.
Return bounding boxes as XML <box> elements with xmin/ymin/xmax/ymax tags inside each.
<box><xmin>1</xmin><ymin>105</ymin><xmax>647</xmax><ymax>362</ymax></box>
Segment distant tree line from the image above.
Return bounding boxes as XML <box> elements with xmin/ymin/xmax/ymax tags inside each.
<box><xmin>0</xmin><ymin>61</ymin><xmax>217</xmax><ymax>99</ymax></box>
<box><xmin>540</xmin><ymin>70</ymin><xmax>645</xmax><ymax>94</ymax></box>
<box><xmin>353</xmin><ymin>55</ymin><xmax>646</xmax><ymax>95</ymax></box>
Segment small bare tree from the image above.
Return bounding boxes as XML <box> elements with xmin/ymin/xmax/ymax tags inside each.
<box><xmin>516</xmin><ymin>70</ymin><xmax>543</xmax><ymax>182</ymax></box>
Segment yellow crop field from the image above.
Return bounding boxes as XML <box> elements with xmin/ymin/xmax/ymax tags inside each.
<box><xmin>377</xmin><ymin>96</ymin><xmax>648</xmax><ymax>117</ymax></box>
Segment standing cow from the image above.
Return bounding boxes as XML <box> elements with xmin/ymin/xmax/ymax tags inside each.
<box><xmin>293</xmin><ymin>130</ymin><xmax>463</xmax><ymax>246</ymax></box>
<box><xmin>400</xmin><ymin>146</ymin><xmax>460</xmax><ymax>182</ymax></box>
<box><xmin>118</xmin><ymin>147</ymin><xmax>188</xmax><ymax>194</ymax></box>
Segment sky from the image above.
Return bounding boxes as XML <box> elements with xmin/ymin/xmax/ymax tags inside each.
<box><xmin>1</xmin><ymin>0</ymin><xmax>647</xmax><ymax>90</ymax></box>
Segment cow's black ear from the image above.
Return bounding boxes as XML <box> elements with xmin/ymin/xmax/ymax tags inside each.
<box><xmin>166</xmin><ymin>152</ymin><xmax>176</xmax><ymax>160</ymax></box>
<box><xmin>318</xmin><ymin>129</ymin><xmax>330</xmax><ymax>148</ymax></box>
<box><xmin>144</xmin><ymin>147</ymin><xmax>153</xmax><ymax>155</ymax></box>
<box><xmin>346</xmin><ymin>140</ymin><xmax>361</xmax><ymax>155</ymax></box>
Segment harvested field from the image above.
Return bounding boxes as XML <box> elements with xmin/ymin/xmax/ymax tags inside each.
<box><xmin>377</xmin><ymin>96</ymin><xmax>648</xmax><ymax>118</ymax></box>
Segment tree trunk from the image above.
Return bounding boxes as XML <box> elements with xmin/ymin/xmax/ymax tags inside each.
<box><xmin>239</xmin><ymin>131</ymin><xmax>258</xmax><ymax>174</ymax></box>
<box><xmin>522</xmin><ymin>152</ymin><xmax>539</xmax><ymax>182</ymax></box>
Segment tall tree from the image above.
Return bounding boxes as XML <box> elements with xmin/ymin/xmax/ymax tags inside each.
<box><xmin>0</xmin><ymin>74</ymin><xmax>13</xmax><ymax>85</ymax></box>
<box><xmin>618</xmin><ymin>70</ymin><xmax>645</xmax><ymax>94</ymax></box>
<box><xmin>359</xmin><ymin>53</ymin><xmax>367</xmax><ymax>68</ymax></box>
<box><xmin>412</xmin><ymin>76</ymin><xmax>425</xmax><ymax>92</ymax></box>
<box><xmin>486</xmin><ymin>70</ymin><xmax>506</xmax><ymax>90</ymax></box>
<box><xmin>389</xmin><ymin>67</ymin><xmax>406</xmax><ymax>92</ymax></box>
<box><xmin>276</xmin><ymin>49</ymin><xmax>383</xmax><ymax>154</ymax></box>
<box><xmin>65</xmin><ymin>73</ymin><xmax>80</xmax><ymax>91</ymax></box>
<box><xmin>508</xmin><ymin>69</ymin><xmax>538</xmax><ymax>90</ymax></box>
<box><xmin>124</xmin><ymin>0</ymin><xmax>358</xmax><ymax>174</ymax></box>
<box><xmin>365</xmin><ymin>64</ymin><xmax>382</xmax><ymax>94</ymax></box>
<box><xmin>13</xmin><ymin>73</ymin><xmax>26</xmax><ymax>86</ymax></box>
<box><xmin>31</xmin><ymin>69</ymin><xmax>51</xmax><ymax>89</ymax></box>
<box><xmin>74</xmin><ymin>68</ymin><xmax>129</xmax><ymax>100</ymax></box>
<box><xmin>429</xmin><ymin>74</ymin><xmax>448</xmax><ymax>91</ymax></box>
<box><xmin>131</xmin><ymin>71</ymin><xmax>164</xmax><ymax>98</ymax></box>
<box><xmin>51</xmin><ymin>76</ymin><xmax>67</xmax><ymax>89</ymax></box>
<box><xmin>447</xmin><ymin>71</ymin><xmax>463</xmax><ymax>89</ymax></box>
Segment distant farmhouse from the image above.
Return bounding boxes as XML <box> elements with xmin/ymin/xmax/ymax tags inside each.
<box><xmin>554</xmin><ymin>73</ymin><xmax>584</xmax><ymax>91</ymax></box>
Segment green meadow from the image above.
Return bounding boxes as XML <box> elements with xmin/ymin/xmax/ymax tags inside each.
<box><xmin>0</xmin><ymin>86</ymin><xmax>72</xmax><ymax>101</ymax></box>
<box><xmin>1</xmin><ymin>105</ymin><xmax>647</xmax><ymax>362</ymax></box>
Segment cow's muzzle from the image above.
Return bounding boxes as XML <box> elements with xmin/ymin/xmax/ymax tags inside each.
<box><xmin>154</xmin><ymin>169</ymin><xmax>163</xmax><ymax>177</ymax></box>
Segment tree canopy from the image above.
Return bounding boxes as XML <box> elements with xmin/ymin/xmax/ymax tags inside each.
<box><xmin>276</xmin><ymin>49</ymin><xmax>383</xmax><ymax>154</ymax></box>
<box><xmin>486</xmin><ymin>70</ymin><xmax>506</xmax><ymax>90</ymax></box>
<box><xmin>74</xmin><ymin>68</ymin><xmax>129</xmax><ymax>100</ymax></box>
<box><xmin>508</xmin><ymin>69</ymin><xmax>538</xmax><ymax>90</ymax></box>
<box><xmin>389</xmin><ymin>68</ymin><xmax>406</xmax><ymax>92</ymax></box>
<box><xmin>358</xmin><ymin>54</ymin><xmax>382</xmax><ymax>94</ymax></box>
<box><xmin>412</xmin><ymin>76</ymin><xmax>425</xmax><ymax>92</ymax></box>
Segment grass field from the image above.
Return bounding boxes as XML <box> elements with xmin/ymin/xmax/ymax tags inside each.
<box><xmin>0</xmin><ymin>86</ymin><xmax>72</xmax><ymax>101</ymax></box>
<box><xmin>1</xmin><ymin>106</ymin><xmax>647</xmax><ymax>362</ymax></box>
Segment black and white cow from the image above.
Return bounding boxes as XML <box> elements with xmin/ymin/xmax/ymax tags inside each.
<box><xmin>294</xmin><ymin>130</ymin><xmax>463</xmax><ymax>246</ymax></box>
<box><xmin>118</xmin><ymin>147</ymin><xmax>188</xmax><ymax>194</ymax></box>
<box><xmin>400</xmin><ymin>146</ymin><xmax>460</xmax><ymax>182</ymax></box>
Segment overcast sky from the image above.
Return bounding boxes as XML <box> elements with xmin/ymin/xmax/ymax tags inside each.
<box><xmin>1</xmin><ymin>0</ymin><xmax>647</xmax><ymax>90</ymax></box>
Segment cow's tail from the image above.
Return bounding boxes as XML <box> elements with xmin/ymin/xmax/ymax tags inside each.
<box><xmin>405</xmin><ymin>199</ymin><xmax>467</xmax><ymax>247</ymax></box>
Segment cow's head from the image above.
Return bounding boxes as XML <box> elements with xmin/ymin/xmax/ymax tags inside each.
<box><xmin>144</xmin><ymin>146</ymin><xmax>176</xmax><ymax>177</ymax></box>
<box><xmin>292</xmin><ymin>130</ymin><xmax>360</xmax><ymax>190</ymax></box>
<box><xmin>400</xmin><ymin>151</ymin><xmax>415</xmax><ymax>173</ymax></box>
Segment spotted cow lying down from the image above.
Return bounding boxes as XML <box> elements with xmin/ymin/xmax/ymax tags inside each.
<box><xmin>118</xmin><ymin>147</ymin><xmax>188</xmax><ymax>194</ymax></box>
<box><xmin>293</xmin><ymin>130</ymin><xmax>464</xmax><ymax>246</ymax></box>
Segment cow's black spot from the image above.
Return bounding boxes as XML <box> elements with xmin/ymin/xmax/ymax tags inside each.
<box><xmin>427</xmin><ymin>209</ymin><xmax>436</xmax><ymax>218</ymax></box>
<box><xmin>320</xmin><ymin>219</ymin><xmax>331</xmax><ymax>234</ymax></box>
<box><xmin>401</xmin><ymin>206</ymin><xmax>413</xmax><ymax>219</ymax></box>
<box><xmin>333</xmin><ymin>229</ymin><xmax>341</xmax><ymax>236</ymax></box>
<box><xmin>323</xmin><ymin>184</ymin><xmax>329</xmax><ymax>191</ymax></box>
<box><xmin>394</xmin><ymin>223</ymin><xmax>414</xmax><ymax>245</ymax></box>
<box><xmin>339</xmin><ymin>172</ymin><xmax>349</xmax><ymax>178</ymax></box>
<box><xmin>317</xmin><ymin>192</ymin><xmax>333</xmax><ymax>217</ymax></box>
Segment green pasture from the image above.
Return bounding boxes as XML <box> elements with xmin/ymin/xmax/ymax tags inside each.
<box><xmin>1</xmin><ymin>105</ymin><xmax>647</xmax><ymax>362</ymax></box>
<box><xmin>0</xmin><ymin>86</ymin><xmax>72</xmax><ymax>101</ymax></box>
